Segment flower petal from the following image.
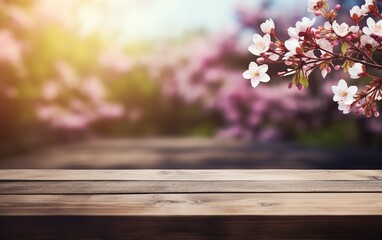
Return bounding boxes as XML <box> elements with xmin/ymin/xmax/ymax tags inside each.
<box><xmin>338</xmin><ymin>79</ymin><xmax>348</xmax><ymax>89</ymax></box>
<box><xmin>321</xmin><ymin>69</ymin><xmax>328</xmax><ymax>78</ymax></box>
<box><xmin>333</xmin><ymin>95</ymin><xmax>341</xmax><ymax>102</ymax></box>
<box><xmin>248</xmin><ymin>45</ymin><xmax>260</xmax><ymax>56</ymax></box>
<box><xmin>259</xmin><ymin>73</ymin><xmax>270</xmax><ymax>83</ymax></box>
<box><xmin>343</xmin><ymin>95</ymin><xmax>354</xmax><ymax>105</ymax></box>
<box><xmin>363</xmin><ymin>27</ymin><xmax>371</xmax><ymax>35</ymax></box>
<box><xmin>243</xmin><ymin>70</ymin><xmax>251</xmax><ymax>79</ymax></box>
<box><xmin>258</xmin><ymin>64</ymin><xmax>268</xmax><ymax>73</ymax></box>
<box><xmin>263</xmin><ymin>33</ymin><xmax>271</xmax><ymax>43</ymax></box>
<box><xmin>367</xmin><ymin>17</ymin><xmax>375</xmax><ymax>28</ymax></box>
<box><xmin>285</xmin><ymin>38</ymin><xmax>300</xmax><ymax>53</ymax></box>
<box><xmin>252</xmin><ymin>34</ymin><xmax>263</xmax><ymax>42</ymax></box>
<box><xmin>348</xmin><ymin>86</ymin><xmax>358</xmax><ymax>95</ymax></box>
<box><xmin>268</xmin><ymin>53</ymin><xmax>279</xmax><ymax>61</ymax></box>
<box><xmin>332</xmin><ymin>86</ymin><xmax>339</xmax><ymax>94</ymax></box>
<box><xmin>251</xmin><ymin>79</ymin><xmax>260</xmax><ymax>88</ymax></box>
<box><xmin>249</xmin><ymin>62</ymin><xmax>258</xmax><ymax>69</ymax></box>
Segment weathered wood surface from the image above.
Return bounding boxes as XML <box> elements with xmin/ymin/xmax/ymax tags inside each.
<box><xmin>1</xmin><ymin>138</ymin><xmax>382</xmax><ymax>169</ymax></box>
<box><xmin>1</xmin><ymin>193</ymin><xmax>382</xmax><ymax>216</ymax></box>
<box><xmin>1</xmin><ymin>170</ymin><xmax>382</xmax><ymax>239</ymax></box>
<box><xmin>3</xmin><ymin>180</ymin><xmax>382</xmax><ymax>194</ymax></box>
<box><xmin>2</xmin><ymin>169</ymin><xmax>382</xmax><ymax>180</ymax></box>
<box><xmin>1</xmin><ymin>170</ymin><xmax>382</xmax><ymax>194</ymax></box>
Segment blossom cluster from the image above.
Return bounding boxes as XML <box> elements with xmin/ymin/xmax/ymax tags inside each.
<box><xmin>38</xmin><ymin>62</ymin><xmax>125</xmax><ymax>129</ymax></box>
<box><xmin>0</xmin><ymin>1</ymin><xmax>127</xmax><ymax>131</ymax></box>
<box><xmin>244</xmin><ymin>0</ymin><xmax>382</xmax><ymax>117</ymax></box>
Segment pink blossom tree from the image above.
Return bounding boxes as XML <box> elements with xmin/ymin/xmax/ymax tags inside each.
<box><xmin>244</xmin><ymin>0</ymin><xmax>382</xmax><ymax>117</ymax></box>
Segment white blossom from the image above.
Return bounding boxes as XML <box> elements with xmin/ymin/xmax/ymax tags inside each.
<box><xmin>332</xmin><ymin>79</ymin><xmax>358</xmax><ymax>105</ymax></box>
<box><xmin>323</xmin><ymin>22</ymin><xmax>332</xmax><ymax>30</ymax></box>
<box><xmin>285</xmin><ymin>38</ymin><xmax>301</xmax><ymax>55</ymax></box>
<box><xmin>266</xmin><ymin>52</ymin><xmax>280</xmax><ymax>61</ymax></box>
<box><xmin>317</xmin><ymin>38</ymin><xmax>333</xmax><ymax>54</ymax></box>
<box><xmin>349</xmin><ymin>25</ymin><xmax>360</xmax><ymax>33</ymax></box>
<box><xmin>376</xmin><ymin>92</ymin><xmax>382</xmax><ymax>101</ymax></box>
<box><xmin>321</xmin><ymin>68</ymin><xmax>328</xmax><ymax>78</ymax></box>
<box><xmin>348</xmin><ymin>63</ymin><xmax>365</xmax><ymax>79</ymax></box>
<box><xmin>248</xmin><ymin>34</ymin><xmax>271</xmax><ymax>56</ymax></box>
<box><xmin>287</xmin><ymin>27</ymin><xmax>299</xmax><ymax>39</ymax></box>
<box><xmin>361</xmin><ymin>0</ymin><xmax>374</xmax><ymax>13</ymax></box>
<box><xmin>300</xmin><ymin>51</ymin><xmax>317</xmax><ymax>77</ymax></box>
<box><xmin>287</xmin><ymin>17</ymin><xmax>315</xmax><ymax>39</ymax></box>
<box><xmin>243</xmin><ymin>62</ymin><xmax>270</xmax><ymax>88</ymax></box>
<box><xmin>307</xmin><ymin>0</ymin><xmax>326</xmax><ymax>13</ymax></box>
<box><xmin>332</xmin><ymin>21</ymin><xmax>350</xmax><ymax>37</ymax></box>
<box><xmin>360</xmin><ymin>35</ymin><xmax>379</xmax><ymax>48</ymax></box>
<box><xmin>295</xmin><ymin>17</ymin><xmax>316</xmax><ymax>33</ymax></box>
<box><xmin>338</xmin><ymin>101</ymin><xmax>352</xmax><ymax>114</ymax></box>
<box><xmin>350</xmin><ymin>6</ymin><xmax>367</xmax><ymax>19</ymax></box>
<box><xmin>363</xmin><ymin>17</ymin><xmax>382</xmax><ymax>37</ymax></box>
<box><xmin>260</xmin><ymin>19</ymin><xmax>275</xmax><ymax>34</ymax></box>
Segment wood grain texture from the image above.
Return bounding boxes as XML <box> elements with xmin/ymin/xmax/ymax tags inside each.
<box><xmin>1</xmin><ymin>193</ymin><xmax>382</xmax><ymax>216</ymax></box>
<box><xmin>1</xmin><ymin>169</ymin><xmax>382</xmax><ymax>239</ymax></box>
<box><xmin>2</xmin><ymin>169</ymin><xmax>382</xmax><ymax>180</ymax></box>
<box><xmin>1</xmin><ymin>180</ymin><xmax>382</xmax><ymax>194</ymax></box>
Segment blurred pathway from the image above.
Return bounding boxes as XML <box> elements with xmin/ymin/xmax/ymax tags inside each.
<box><xmin>0</xmin><ymin>138</ymin><xmax>381</xmax><ymax>169</ymax></box>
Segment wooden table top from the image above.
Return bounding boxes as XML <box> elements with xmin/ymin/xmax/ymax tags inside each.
<box><xmin>1</xmin><ymin>170</ymin><xmax>382</xmax><ymax>216</ymax></box>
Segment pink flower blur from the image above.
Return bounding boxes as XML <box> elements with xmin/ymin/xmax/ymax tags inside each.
<box><xmin>0</xmin><ymin>30</ymin><xmax>23</xmax><ymax>64</ymax></box>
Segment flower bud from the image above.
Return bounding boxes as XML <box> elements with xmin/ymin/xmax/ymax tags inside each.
<box><xmin>334</xmin><ymin>65</ymin><xmax>341</xmax><ymax>70</ymax></box>
<box><xmin>288</xmin><ymin>82</ymin><xmax>293</xmax><ymax>89</ymax></box>
<box><xmin>314</xmin><ymin>11</ymin><xmax>320</xmax><ymax>16</ymax></box>
<box><xmin>375</xmin><ymin>112</ymin><xmax>380</xmax><ymax>118</ymax></box>
<box><xmin>335</xmin><ymin>4</ymin><xmax>341</xmax><ymax>11</ymax></box>
<box><xmin>256</xmin><ymin>57</ymin><xmax>265</xmax><ymax>64</ymax></box>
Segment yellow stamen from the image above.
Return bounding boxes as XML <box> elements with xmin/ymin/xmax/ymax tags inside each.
<box><xmin>251</xmin><ymin>71</ymin><xmax>260</xmax><ymax>79</ymax></box>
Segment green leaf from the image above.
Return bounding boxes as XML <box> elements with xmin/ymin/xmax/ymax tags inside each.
<box><xmin>300</xmin><ymin>74</ymin><xmax>309</xmax><ymax>88</ymax></box>
<box><xmin>342</xmin><ymin>60</ymin><xmax>352</xmax><ymax>72</ymax></box>
<box><xmin>341</xmin><ymin>43</ymin><xmax>348</xmax><ymax>55</ymax></box>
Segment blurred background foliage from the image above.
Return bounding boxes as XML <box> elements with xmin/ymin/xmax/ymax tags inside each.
<box><xmin>0</xmin><ymin>0</ymin><xmax>381</xmax><ymax>157</ymax></box>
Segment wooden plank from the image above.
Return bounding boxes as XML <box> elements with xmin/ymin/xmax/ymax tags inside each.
<box><xmin>1</xmin><ymin>216</ymin><xmax>382</xmax><ymax>240</ymax></box>
<box><xmin>1</xmin><ymin>193</ymin><xmax>382</xmax><ymax>216</ymax></box>
<box><xmin>1</xmin><ymin>169</ymin><xmax>382</xmax><ymax>181</ymax></box>
<box><xmin>1</xmin><ymin>169</ymin><xmax>382</xmax><ymax>239</ymax></box>
<box><xmin>1</xmin><ymin>180</ymin><xmax>382</xmax><ymax>194</ymax></box>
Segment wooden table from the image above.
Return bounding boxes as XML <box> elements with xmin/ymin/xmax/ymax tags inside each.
<box><xmin>1</xmin><ymin>170</ymin><xmax>382</xmax><ymax>239</ymax></box>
